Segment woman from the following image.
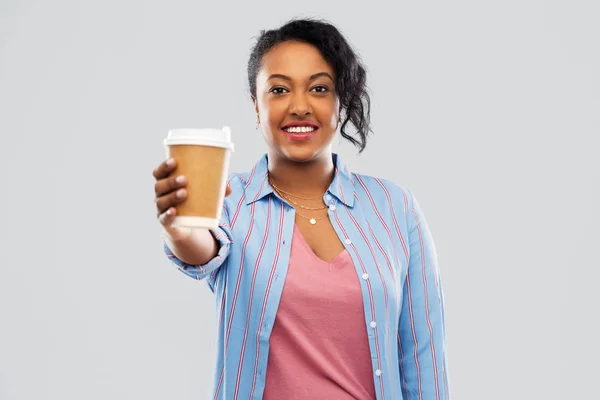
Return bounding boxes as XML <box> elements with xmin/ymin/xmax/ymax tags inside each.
<box><xmin>153</xmin><ymin>18</ymin><xmax>449</xmax><ymax>400</ymax></box>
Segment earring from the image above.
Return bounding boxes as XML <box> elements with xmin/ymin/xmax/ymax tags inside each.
<box><xmin>256</xmin><ymin>115</ymin><xmax>260</xmax><ymax>130</ymax></box>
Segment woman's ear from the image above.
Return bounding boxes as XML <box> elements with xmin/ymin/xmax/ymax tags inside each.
<box><xmin>252</xmin><ymin>96</ymin><xmax>260</xmax><ymax>129</ymax></box>
<box><xmin>252</xmin><ymin>96</ymin><xmax>259</xmax><ymax>114</ymax></box>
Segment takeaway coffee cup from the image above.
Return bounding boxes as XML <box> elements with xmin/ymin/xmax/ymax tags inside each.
<box><xmin>163</xmin><ymin>126</ymin><xmax>234</xmax><ymax>229</ymax></box>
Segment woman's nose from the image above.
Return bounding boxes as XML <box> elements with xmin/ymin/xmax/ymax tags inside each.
<box><xmin>289</xmin><ymin>92</ymin><xmax>311</xmax><ymax>116</ymax></box>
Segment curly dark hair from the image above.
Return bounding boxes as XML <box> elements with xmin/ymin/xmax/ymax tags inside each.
<box><xmin>247</xmin><ymin>18</ymin><xmax>372</xmax><ymax>153</ymax></box>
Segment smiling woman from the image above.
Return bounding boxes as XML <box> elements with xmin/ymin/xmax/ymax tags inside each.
<box><xmin>253</xmin><ymin>41</ymin><xmax>342</xmax><ymax>163</ymax></box>
<box><xmin>153</xmin><ymin>17</ymin><xmax>450</xmax><ymax>400</ymax></box>
<box><xmin>247</xmin><ymin>19</ymin><xmax>371</xmax><ymax>159</ymax></box>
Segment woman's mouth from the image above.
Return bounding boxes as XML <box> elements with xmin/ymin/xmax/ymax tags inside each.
<box><xmin>281</xmin><ymin>125</ymin><xmax>319</xmax><ymax>141</ymax></box>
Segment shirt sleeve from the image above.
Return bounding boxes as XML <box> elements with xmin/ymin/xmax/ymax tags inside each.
<box><xmin>163</xmin><ymin>205</ymin><xmax>233</xmax><ymax>292</ymax></box>
<box><xmin>398</xmin><ymin>189</ymin><xmax>450</xmax><ymax>399</ymax></box>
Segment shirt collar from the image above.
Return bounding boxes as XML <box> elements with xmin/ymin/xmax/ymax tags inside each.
<box><xmin>244</xmin><ymin>153</ymin><xmax>355</xmax><ymax>208</ymax></box>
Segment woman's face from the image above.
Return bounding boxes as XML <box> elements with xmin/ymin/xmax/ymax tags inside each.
<box><xmin>253</xmin><ymin>40</ymin><xmax>340</xmax><ymax>163</ymax></box>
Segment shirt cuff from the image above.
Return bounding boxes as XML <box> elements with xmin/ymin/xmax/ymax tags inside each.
<box><xmin>163</xmin><ymin>226</ymin><xmax>231</xmax><ymax>280</ymax></box>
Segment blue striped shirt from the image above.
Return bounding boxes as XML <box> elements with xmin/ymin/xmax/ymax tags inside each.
<box><xmin>163</xmin><ymin>153</ymin><xmax>450</xmax><ymax>400</ymax></box>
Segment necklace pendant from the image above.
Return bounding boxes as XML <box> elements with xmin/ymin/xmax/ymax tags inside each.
<box><xmin>309</xmin><ymin>218</ymin><xmax>317</xmax><ymax>225</ymax></box>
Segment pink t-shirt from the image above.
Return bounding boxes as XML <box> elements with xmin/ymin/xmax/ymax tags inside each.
<box><xmin>263</xmin><ymin>224</ymin><xmax>376</xmax><ymax>400</ymax></box>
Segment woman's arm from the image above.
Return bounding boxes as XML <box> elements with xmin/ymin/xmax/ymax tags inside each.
<box><xmin>162</xmin><ymin>199</ymin><xmax>233</xmax><ymax>287</ymax></box>
<box><xmin>398</xmin><ymin>189</ymin><xmax>450</xmax><ymax>399</ymax></box>
<box><xmin>164</xmin><ymin>227</ymin><xmax>220</xmax><ymax>266</ymax></box>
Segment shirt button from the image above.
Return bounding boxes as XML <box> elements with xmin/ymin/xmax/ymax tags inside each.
<box><xmin>375</xmin><ymin>369</ymin><xmax>382</xmax><ymax>376</ymax></box>
<box><xmin>329</xmin><ymin>204</ymin><xmax>336</xmax><ymax>211</ymax></box>
<box><xmin>326</xmin><ymin>194</ymin><xmax>332</xmax><ymax>201</ymax></box>
<box><xmin>345</xmin><ymin>238</ymin><xmax>352</xmax><ymax>245</ymax></box>
<box><xmin>370</xmin><ymin>321</ymin><xmax>377</xmax><ymax>328</ymax></box>
<box><xmin>362</xmin><ymin>273</ymin><xmax>369</xmax><ymax>280</ymax></box>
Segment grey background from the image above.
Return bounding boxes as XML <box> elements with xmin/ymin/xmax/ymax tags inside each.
<box><xmin>1</xmin><ymin>0</ymin><xmax>597</xmax><ymax>399</ymax></box>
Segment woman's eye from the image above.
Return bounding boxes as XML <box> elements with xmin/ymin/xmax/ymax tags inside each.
<box><xmin>270</xmin><ymin>87</ymin><xmax>288</xmax><ymax>94</ymax></box>
<box><xmin>311</xmin><ymin>86</ymin><xmax>329</xmax><ymax>93</ymax></box>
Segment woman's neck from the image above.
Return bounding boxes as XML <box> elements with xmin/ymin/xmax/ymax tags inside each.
<box><xmin>267</xmin><ymin>151</ymin><xmax>335</xmax><ymax>197</ymax></box>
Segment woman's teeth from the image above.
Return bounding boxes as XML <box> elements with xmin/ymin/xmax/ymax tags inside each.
<box><xmin>284</xmin><ymin>126</ymin><xmax>316</xmax><ymax>133</ymax></box>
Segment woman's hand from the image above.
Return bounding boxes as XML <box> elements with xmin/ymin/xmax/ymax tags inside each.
<box><xmin>152</xmin><ymin>158</ymin><xmax>231</xmax><ymax>241</ymax></box>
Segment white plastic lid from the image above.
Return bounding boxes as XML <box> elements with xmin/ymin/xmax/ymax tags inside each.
<box><xmin>164</xmin><ymin>126</ymin><xmax>234</xmax><ymax>150</ymax></box>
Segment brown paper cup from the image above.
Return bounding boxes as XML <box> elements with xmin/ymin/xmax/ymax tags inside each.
<box><xmin>164</xmin><ymin>127</ymin><xmax>234</xmax><ymax>229</ymax></box>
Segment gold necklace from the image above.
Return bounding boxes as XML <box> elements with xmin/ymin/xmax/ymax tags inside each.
<box><xmin>270</xmin><ymin>181</ymin><xmax>329</xmax><ymax>225</ymax></box>
<box><xmin>278</xmin><ymin>191</ymin><xmax>328</xmax><ymax>211</ymax></box>
<box><xmin>269</xmin><ymin>179</ymin><xmax>323</xmax><ymax>200</ymax></box>
<box><xmin>295</xmin><ymin>210</ymin><xmax>329</xmax><ymax>225</ymax></box>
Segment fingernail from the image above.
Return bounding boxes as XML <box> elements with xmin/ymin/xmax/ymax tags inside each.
<box><xmin>176</xmin><ymin>189</ymin><xmax>185</xmax><ymax>198</ymax></box>
<box><xmin>166</xmin><ymin>158</ymin><xmax>175</xmax><ymax>166</ymax></box>
<box><xmin>175</xmin><ymin>175</ymin><xmax>185</xmax><ymax>184</ymax></box>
